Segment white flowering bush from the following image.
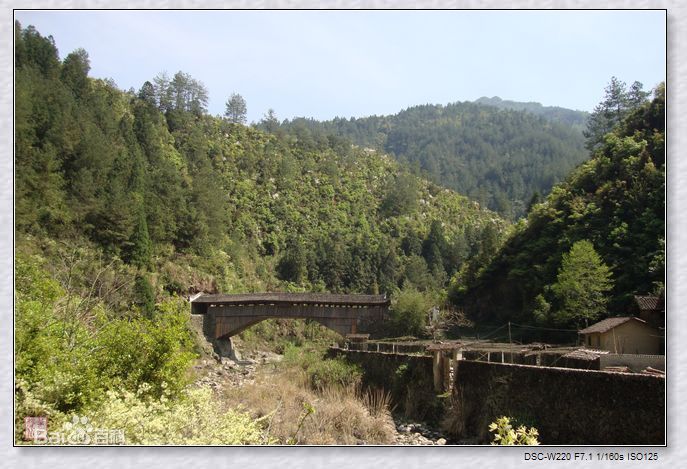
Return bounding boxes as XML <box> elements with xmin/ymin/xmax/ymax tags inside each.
<box><xmin>89</xmin><ymin>384</ymin><xmax>274</xmax><ymax>445</ymax></box>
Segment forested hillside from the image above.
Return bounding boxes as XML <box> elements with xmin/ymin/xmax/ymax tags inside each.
<box><xmin>453</xmin><ymin>83</ymin><xmax>665</xmax><ymax>330</ymax></box>
<box><xmin>279</xmin><ymin>101</ymin><xmax>588</xmax><ymax>219</ymax></box>
<box><xmin>15</xmin><ymin>22</ymin><xmax>506</xmax><ymax>314</ymax></box>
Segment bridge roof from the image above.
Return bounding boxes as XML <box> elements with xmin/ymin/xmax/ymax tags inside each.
<box><xmin>192</xmin><ymin>292</ymin><xmax>390</xmax><ymax>307</ymax></box>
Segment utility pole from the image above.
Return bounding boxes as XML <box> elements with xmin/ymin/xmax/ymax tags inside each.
<box><xmin>508</xmin><ymin>321</ymin><xmax>512</xmax><ymax>362</ymax></box>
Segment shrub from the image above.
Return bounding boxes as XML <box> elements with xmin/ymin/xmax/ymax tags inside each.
<box><xmin>307</xmin><ymin>358</ymin><xmax>362</xmax><ymax>391</ymax></box>
<box><xmin>15</xmin><ymin>254</ymin><xmax>197</xmax><ymax>417</ymax></box>
<box><xmin>92</xmin><ymin>298</ymin><xmax>197</xmax><ymax>398</ymax></box>
<box><xmin>389</xmin><ymin>286</ymin><xmax>431</xmax><ymax>337</ymax></box>
<box><xmin>88</xmin><ymin>384</ymin><xmax>273</xmax><ymax>445</ymax></box>
<box><xmin>15</xmin><ymin>255</ymin><xmax>101</xmax><ymax>412</ymax></box>
<box><xmin>488</xmin><ymin>416</ymin><xmax>540</xmax><ymax>445</ymax></box>
<box><xmin>281</xmin><ymin>344</ymin><xmax>361</xmax><ymax>391</ymax></box>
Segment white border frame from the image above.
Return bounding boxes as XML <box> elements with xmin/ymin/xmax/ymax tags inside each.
<box><xmin>2</xmin><ymin>2</ymin><xmax>681</xmax><ymax>468</ymax></box>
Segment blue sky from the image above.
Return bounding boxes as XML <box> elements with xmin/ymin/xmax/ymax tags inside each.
<box><xmin>14</xmin><ymin>10</ymin><xmax>666</xmax><ymax>123</ymax></box>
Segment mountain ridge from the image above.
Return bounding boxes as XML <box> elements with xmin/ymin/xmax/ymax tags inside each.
<box><xmin>279</xmin><ymin>99</ymin><xmax>589</xmax><ymax>219</ymax></box>
<box><xmin>474</xmin><ymin>95</ymin><xmax>589</xmax><ymax>131</ymax></box>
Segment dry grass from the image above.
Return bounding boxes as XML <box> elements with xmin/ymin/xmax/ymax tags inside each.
<box><xmin>362</xmin><ymin>387</ymin><xmax>396</xmax><ymax>417</ymax></box>
<box><xmin>222</xmin><ymin>366</ymin><xmax>396</xmax><ymax>445</ymax></box>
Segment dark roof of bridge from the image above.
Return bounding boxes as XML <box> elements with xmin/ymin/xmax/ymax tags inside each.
<box><xmin>191</xmin><ymin>292</ymin><xmax>390</xmax><ymax>307</ymax></box>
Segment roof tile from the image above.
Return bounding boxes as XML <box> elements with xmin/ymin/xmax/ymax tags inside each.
<box><xmin>578</xmin><ymin>316</ymin><xmax>649</xmax><ymax>334</ymax></box>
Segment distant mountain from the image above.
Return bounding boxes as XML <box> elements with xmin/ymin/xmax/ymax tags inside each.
<box><xmin>280</xmin><ymin>101</ymin><xmax>589</xmax><ymax>219</ymax></box>
<box><xmin>474</xmin><ymin>96</ymin><xmax>589</xmax><ymax>132</ymax></box>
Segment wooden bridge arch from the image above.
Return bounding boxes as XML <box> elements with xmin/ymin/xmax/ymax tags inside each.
<box><xmin>191</xmin><ymin>293</ymin><xmax>390</xmax><ymax>340</ymax></box>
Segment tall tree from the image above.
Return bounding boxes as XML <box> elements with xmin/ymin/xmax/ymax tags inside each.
<box><xmin>138</xmin><ymin>81</ymin><xmax>156</xmax><ymax>107</ymax></box>
<box><xmin>164</xmin><ymin>71</ymin><xmax>209</xmax><ymax>116</ymax></box>
<box><xmin>225</xmin><ymin>93</ymin><xmax>247</xmax><ymax>124</ymax></box>
<box><xmin>627</xmin><ymin>81</ymin><xmax>650</xmax><ymax>108</ymax></box>
<box><xmin>550</xmin><ymin>240</ymin><xmax>613</xmax><ymax>328</ymax></box>
<box><xmin>584</xmin><ymin>77</ymin><xmax>649</xmax><ymax>152</ymax></box>
<box><xmin>260</xmin><ymin>108</ymin><xmax>280</xmax><ymax>133</ymax></box>
<box><xmin>153</xmin><ymin>72</ymin><xmax>172</xmax><ymax>112</ymax></box>
<box><xmin>126</xmin><ymin>209</ymin><xmax>152</xmax><ymax>268</ymax></box>
<box><xmin>422</xmin><ymin>220</ymin><xmax>448</xmax><ymax>273</ymax></box>
<box><xmin>60</xmin><ymin>48</ymin><xmax>91</xmax><ymax>99</ymax></box>
<box><xmin>526</xmin><ymin>191</ymin><xmax>541</xmax><ymax>214</ymax></box>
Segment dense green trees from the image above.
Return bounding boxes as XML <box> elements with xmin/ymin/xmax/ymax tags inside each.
<box><xmin>280</xmin><ymin>100</ymin><xmax>588</xmax><ymax>219</ymax></box>
<box><xmin>13</xmin><ymin>25</ymin><xmax>666</xmax><ymax>443</ymax></box>
<box><xmin>15</xmin><ymin>22</ymin><xmax>505</xmax><ymax>301</ymax></box>
<box><xmin>455</xmin><ymin>83</ymin><xmax>665</xmax><ymax>329</ymax></box>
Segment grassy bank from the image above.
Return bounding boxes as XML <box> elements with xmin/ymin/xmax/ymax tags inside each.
<box><xmin>222</xmin><ymin>344</ymin><xmax>396</xmax><ymax>444</ymax></box>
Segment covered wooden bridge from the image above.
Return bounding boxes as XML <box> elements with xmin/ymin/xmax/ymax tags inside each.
<box><xmin>191</xmin><ymin>292</ymin><xmax>390</xmax><ymax>340</ymax></box>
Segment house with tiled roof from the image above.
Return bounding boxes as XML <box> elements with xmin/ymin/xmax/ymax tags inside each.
<box><xmin>579</xmin><ymin>316</ymin><xmax>662</xmax><ymax>354</ymax></box>
<box><xmin>632</xmin><ymin>289</ymin><xmax>664</xmax><ymax>328</ymax></box>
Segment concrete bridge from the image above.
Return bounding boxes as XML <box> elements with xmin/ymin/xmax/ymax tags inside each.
<box><xmin>191</xmin><ymin>293</ymin><xmax>390</xmax><ymax>341</ymax></box>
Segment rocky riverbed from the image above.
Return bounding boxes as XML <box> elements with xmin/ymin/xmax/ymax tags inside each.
<box><xmin>193</xmin><ymin>350</ymin><xmax>282</xmax><ymax>389</ymax></box>
<box><xmin>193</xmin><ymin>351</ymin><xmax>463</xmax><ymax>445</ymax></box>
<box><xmin>393</xmin><ymin>421</ymin><xmax>448</xmax><ymax>445</ymax></box>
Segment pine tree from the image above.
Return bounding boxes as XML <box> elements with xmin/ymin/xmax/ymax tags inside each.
<box><xmin>134</xmin><ymin>274</ymin><xmax>156</xmax><ymax>318</ymax></box>
<box><xmin>260</xmin><ymin>109</ymin><xmax>280</xmax><ymax>133</ymax></box>
<box><xmin>127</xmin><ymin>209</ymin><xmax>152</xmax><ymax>268</ymax></box>
<box><xmin>225</xmin><ymin>93</ymin><xmax>247</xmax><ymax>124</ymax></box>
<box><xmin>422</xmin><ymin>220</ymin><xmax>447</xmax><ymax>273</ymax></box>
<box><xmin>526</xmin><ymin>191</ymin><xmax>541</xmax><ymax>213</ymax></box>
<box><xmin>584</xmin><ymin>77</ymin><xmax>649</xmax><ymax>152</ymax></box>
<box><xmin>60</xmin><ymin>48</ymin><xmax>91</xmax><ymax>99</ymax></box>
<box><xmin>138</xmin><ymin>81</ymin><xmax>156</xmax><ymax>106</ymax></box>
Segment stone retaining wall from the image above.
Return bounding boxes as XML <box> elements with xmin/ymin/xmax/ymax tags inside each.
<box><xmin>452</xmin><ymin>360</ymin><xmax>665</xmax><ymax>445</ymax></box>
<box><xmin>327</xmin><ymin>348</ymin><xmax>444</xmax><ymax>423</ymax></box>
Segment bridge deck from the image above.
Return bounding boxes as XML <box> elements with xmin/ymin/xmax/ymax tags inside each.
<box><xmin>191</xmin><ymin>293</ymin><xmax>390</xmax><ymax>338</ymax></box>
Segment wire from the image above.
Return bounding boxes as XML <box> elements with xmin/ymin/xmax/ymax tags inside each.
<box><xmin>479</xmin><ymin>323</ymin><xmax>509</xmax><ymax>339</ymax></box>
<box><xmin>509</xmin><ymin>322</ymin><xmax>579</xmax><ymax>333</ymax></box>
